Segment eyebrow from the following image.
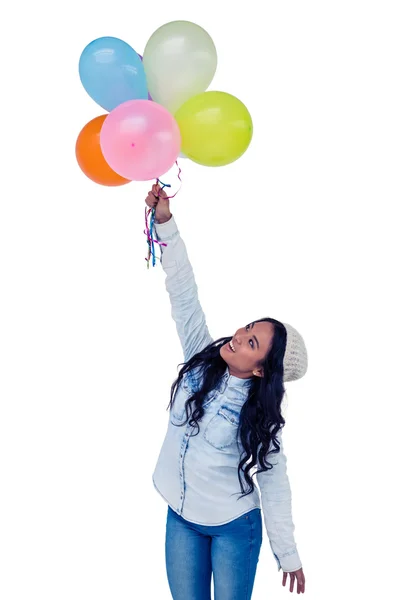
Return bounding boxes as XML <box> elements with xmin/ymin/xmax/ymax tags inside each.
<box><xmin>249</xmin><ymin>322</ymin><xmax>260</xmax><ymax>350</ymax></box>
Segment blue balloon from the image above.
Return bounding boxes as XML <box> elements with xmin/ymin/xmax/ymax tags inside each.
<box><xmin>79</xmin><ymin>37</ymin><xmax>148</xmax><ymax>112</ymax></box>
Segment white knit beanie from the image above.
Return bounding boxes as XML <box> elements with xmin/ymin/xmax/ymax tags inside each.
<box><xmin>282</xmin><ymin>323</ymin><xmax>308</xmax><ymax>382</ymax></box>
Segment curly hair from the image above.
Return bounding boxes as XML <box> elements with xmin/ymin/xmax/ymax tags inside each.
<box><xmin>167</xmin><ymin>318</ymin><xmax>287</xmax><ymax>498</ymax></box>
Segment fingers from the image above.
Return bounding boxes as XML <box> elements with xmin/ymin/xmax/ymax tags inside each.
<box><xmin>145</xmin><ymin>183</ymin><xmax>168</xmax><ymax>207</ymax></box>
<box><xmin>290</xmin><ymin>573</ymin><xmax>295</xmax><ymax>593</ymax></box>
<box><xmin>282</xmin><ymin>571</ymin><xmax>305</xmax><ymax>594</ymax></box>
<box><xmin>297</xmin><ymin>573</ymin><xmax>305</xmax><ymax>594</ymax></box>
<box><xmin>145</xmin><ymin>184</ymin><xmax>160</xmax><ymax>207</ymax></box>
<box><xmin>158</xmin><ymin>187</ymin><xmax>168</xmax><ymax>200</ymax></box>
<box><xmin>145</xmin><ymin>192</ymin><xmax>157</xmax><ymax>208</ymax></box>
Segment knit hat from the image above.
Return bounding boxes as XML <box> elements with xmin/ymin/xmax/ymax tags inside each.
<box><xmin>282</xmin><ymin>323</ymin><xmax>308</xmax><ymax>382</ymax></box>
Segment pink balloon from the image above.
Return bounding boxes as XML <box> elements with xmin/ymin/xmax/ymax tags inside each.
<box><xmin>100</xmin><ymin>99</ymin><xmax>181</xmax><ymax>181</ymax></box>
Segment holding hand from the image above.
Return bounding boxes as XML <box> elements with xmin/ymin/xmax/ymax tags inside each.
<box><xmin>145</xmin><ymin>183</ymin><xmax>172</xmax><ymax>225</ymax></box>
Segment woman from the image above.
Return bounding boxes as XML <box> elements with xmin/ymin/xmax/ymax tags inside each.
<box><xmin>146</xmin><ymin>183</ymin><xmax>307</xmax><ymax>599</ymax></box>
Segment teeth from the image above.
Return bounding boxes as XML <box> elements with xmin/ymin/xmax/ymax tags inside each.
<box><xmin>229</xmin><ymin>341</ymin><xmax>236</xmax><ymax>352</ymax></box>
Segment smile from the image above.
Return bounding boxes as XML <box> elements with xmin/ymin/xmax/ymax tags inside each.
<box><xmin>229</xmin><ymin>340</ymin><xmax>236</xmax><ymax>353</ymax></box>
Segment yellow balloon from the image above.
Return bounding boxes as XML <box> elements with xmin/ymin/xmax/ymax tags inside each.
<box><xmin>175</xmin><ymin>91</ymin><xmax>253</xmax><ymax>167</ymax></box>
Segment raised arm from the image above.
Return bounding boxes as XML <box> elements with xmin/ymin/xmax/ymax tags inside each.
<box><xmin>256</xmin><ymin>429</ymin><xmax>302</xmax><ymax>573</ymax></box>
<box><xmin>146</xmin><ymin>184</ymin><xmax>213</xmax><ymax>363</ymax></box>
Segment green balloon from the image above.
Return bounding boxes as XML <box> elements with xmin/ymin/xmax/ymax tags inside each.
<box><xmin>175</xmin><ymin>91</ymin><xmax>253</xmax><ymax>167</ymax></box>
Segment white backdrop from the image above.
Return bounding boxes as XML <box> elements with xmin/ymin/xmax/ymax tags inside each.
<box><xmin>1</xmin><ymin>1</ymin><xmax>399</xmax><ymax>599</ymax></box>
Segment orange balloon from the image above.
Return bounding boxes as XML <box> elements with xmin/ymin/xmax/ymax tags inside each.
<box><xmin>75</xmin><ymin>115</ymin><xmax>130</xmax><ymax>186</ymax></box>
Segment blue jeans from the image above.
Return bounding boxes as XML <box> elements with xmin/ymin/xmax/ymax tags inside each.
<box><xmin>165</xmin><ymin>506</ymin><xmax>263</xmax><ymax>600</ymax></box>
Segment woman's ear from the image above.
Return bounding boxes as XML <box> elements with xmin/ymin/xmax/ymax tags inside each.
<box><xmin>252</xmin><ymin>368</ymin><xmax>264</xmax><ymax>378</ymax></box>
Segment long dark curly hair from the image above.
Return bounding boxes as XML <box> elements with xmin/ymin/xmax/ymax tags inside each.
<box><xmin>167</xmin><ymin>318</ymin><xmax>288</xmax><ymax>499</ymax></box>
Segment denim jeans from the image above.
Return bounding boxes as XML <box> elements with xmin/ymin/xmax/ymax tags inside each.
<box><xmin>165</xmin><ymin>506</ymin><xmax>263</xmax><ymax>600</ymax></box>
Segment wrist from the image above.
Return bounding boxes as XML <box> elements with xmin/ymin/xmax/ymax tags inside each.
<box><xmin>155</xmin><ymin>214</ymin><xmax>172</xmax><ymax>224</ymax></box>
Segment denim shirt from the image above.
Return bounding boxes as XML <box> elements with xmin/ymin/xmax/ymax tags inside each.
<box><xmin>152</xmin><ymin>216</ymin><xmax>301</xmax><ymax>573</ymax></box>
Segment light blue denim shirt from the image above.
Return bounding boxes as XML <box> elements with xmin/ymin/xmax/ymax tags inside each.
<box><xmin>152</xmin><ymin>215</ymin><xmax>301</xmax><ymax>573</ymax></box>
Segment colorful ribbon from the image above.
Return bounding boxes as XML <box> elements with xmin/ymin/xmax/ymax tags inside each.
<box><xmin>144</xmin><ymin>161</ymin><xmax>182</xmax><ymax>268</ymax></box>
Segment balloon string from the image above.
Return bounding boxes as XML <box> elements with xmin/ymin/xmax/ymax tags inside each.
<box><xmin>144</xmin><ymin>207</ymin><xmax>167</xmax><ymax>268</ymax></box>
<box><xmin>144</xmin><ymin>161</ymin><xmax>182</xmax><ymax>268</ymax></box>
<box><xmin>158</xmin><ymin>161</ymin><xmax>182</xmax><ymax>201</ymax></box>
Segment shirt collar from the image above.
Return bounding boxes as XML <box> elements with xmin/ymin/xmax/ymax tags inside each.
<box><xmin>219</xmin><ymin>367</ymin><xmax>253</xmax><ymax>391</ymax></box>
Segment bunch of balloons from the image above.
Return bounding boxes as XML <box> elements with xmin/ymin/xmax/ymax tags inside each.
<box><xmin>75</xmin><ymin>21</ymin><xmax>253</xmax><ymax>187</ymax></box>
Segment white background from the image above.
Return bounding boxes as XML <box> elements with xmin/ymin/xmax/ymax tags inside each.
<box><xmin>1</xmin><ymin>1</ymin><xmax>399</xmax><ymax>598</ymax></box>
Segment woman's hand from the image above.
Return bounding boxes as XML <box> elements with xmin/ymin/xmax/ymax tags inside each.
<box><xmin>145</xmin><ymin>183</ymin><xmax>172</xmax><ymax>224</ymax></box>
<box><xmin>282</xmin><ymin>568</ymin><xmax>305</xmax><ymax>594</ymax></box>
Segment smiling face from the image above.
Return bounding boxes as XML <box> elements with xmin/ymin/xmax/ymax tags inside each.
<box><xmin>220</xmin><ymin>321</ymin><xmax>275</xmax><ymax>379</ymax></box>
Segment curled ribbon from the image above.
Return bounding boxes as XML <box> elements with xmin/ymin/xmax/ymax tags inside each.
<box><xmin>144</xmin><ymin>161</ymin><xmax>182</xmax><ymax>268</ymax></box>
